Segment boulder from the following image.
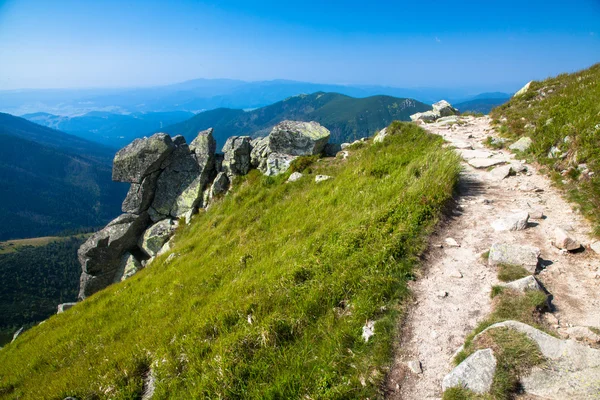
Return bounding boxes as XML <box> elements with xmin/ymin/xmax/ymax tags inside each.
<box><xmin>373</xmin><ymin>127</ymin><xmax>388</xmax><ymax>143</ymax></box>
<box><xmin>268</xmin><ymin>120</ymin><xmax>330</xmax><ymax>156</ymax></box>
<box><xmin>287</xmin><ymin>172</ymin><xmax>303</xmax><ymax>182</ymax></box>
<box><xmin>410</xmin><ymin>111</ymin><xmax>439</xmax><ymax>122</ymax></box>
<box><xmin>250</xmin><ymin>136</ymin><xmax>270</xmax><ymax>169</ymax></box>
<box><xmin>488</xmin><ymin>243</ymin><xmax>540</xmax><ymax>273</ymax></box>
<box><xmin>189</xmin><ymin>128</ymin><xmax>217</xmax><ymax>168</ymax></box>
<box><xmin>514</xmin><ymin>81</ymin><xmax>532</xmax><ymax>97</ymax></box>
<box><xmin>552</xmin><ymin>227</ymin><xmax>580</xmax><ymax>251</ymax></box>
<box><xmin>210</xmin><ymin>172</ymin><xmax>229</xmax><ymax>198</ymax></box>
<box><xmin>508</xmin><ymin>137</ymin><xmax>533</xmax><ymax>152</ymax></box>
<box><xmin>222</xmin><ymin>136</ymin><xmax>252</xmax><ymax>177</ymax></box>
<box><xmin>433</xmin><ymin>100</ymin><xmax>459</xmax><ymax>117</ymax></box>
<box><xmin>139</xmin><ymin>219</ymin><xmax>178</xmax><ymax>258</ymax></box>
<box><xmin>262</xmin><ymin>152</ymin><xmax>297</xmax><ymax>176</ymax></box>
<box><xmin>116</xmin><ymin>252</ymin><xmax>143</xmax><ymax>281</ymax></box>
<box><xmin>436</xmin><ymin>116</ymin><xmax>460</xmax><ymax>125</ymax></box>
<box><xmin>78</xmin><ymin>212</ymin><xmax>150</xmax><ymax>299</ymax></box>
<box><xmin>473</xmin><ymin>320</ymin><xmax>600</xmax><ymax>399</ymax></box>
<box><xmin>500</xmin><ymin>275</ymin><xmax>543</xmax><ymax>293</ymax></box>
<box><xmin>491</xmin><ymin>211</ymin><xmax>530</xmax><ymax>231</ymax></box>
<box><xmin>121</xmin><ymin>170</ymin><xmax>160</xmax><ymax>214</ymax></box>
<box><xmin>442</xmin><ymin>349</ymin><xmax>496</xmax><ymax>394</ymax></box>
<box><xmin>57</xmin><ymin>302</ymin><xmax>77</xmax><ymax>314</ymax></box>
<box><xmin>113</xmin><ymin>133</ymin><xmax>175</xmax><ymax>183</ymax></box>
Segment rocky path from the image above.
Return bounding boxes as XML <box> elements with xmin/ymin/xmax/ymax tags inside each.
<box><xmin>385</xmin><ymin>116</ymin><xmax>600</xmax><ymax>399</ymax></box>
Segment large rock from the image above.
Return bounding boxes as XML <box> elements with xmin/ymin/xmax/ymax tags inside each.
<box><xmin>268</xmin><ymin>121</ymin><xmax>330</xmax><ymax>156</ymax></box>
<box><xmin>509</xmin><ymin>137</ymin><xmax>533</xmax><ymax>152</ymax></box>
<box><xmin>210</xmin><ymin>172</ymin><xmax>229</xmax><ymax>198</ymax></box>
<box><xmin>500</xmin><ymin>275</ymin><xmax>543</xmax><ymax>293</ymax></box>
<box><xmin>442</xmin><ymin>349</ymin><xmax>497</xmax><ymax>394</ymax></box>
<box><xmin>189</xmin><ymin>128</ymin><xmax>217</xmax><ymax>168</ymax></box>
<box><xmin>474</xmin><ymin>321</ymin><xmax>600</xmax><ymax>399</ymax></box>
<box><xmin>433</xmin><ymin>100</ymin><xmax>459</xmax><ymax>117</ymax></box>
<box><xmin>78</xmin><ymin>212</ymin><xmax>150</xmax><ymax>299</ymax></box>
<box><xmin>222</xmin><ymin>136</ymin><xmax>252</xmax><ymax>177</ymax></box>
<box><xmin>488</xmin><ymin>242</ymin><xmax>540</xmax><ymax>273</ymax></box>
<box><xmin>410</xmin><ymin>110</ymin><xmax>439</xmax><ymax>122</ymax></box>
<box><xmin>491</xmin><ymin>211</ymin><xmax>530</xmax><ymax>232</ymax></box>
<box><xmin>121</xmin><ymin>171</ymin><xmax>160</xmax><ymax>214</ymax></box>
<box><xmin>113</xmin><ymin>133</ymin><xmax>175</xmax><ymax>183</ymax></box>
<box><xmin>262</xmin><ymin>152</ymin><xmax>297</xmax><ymax>176</ymax></box>
<box><xmin>139</xmin><ymin>219</ymin><xmax>178</xmax><ymax>258</ymax></box>
<box><xmin>250</xmin><ymin>136</ymin><xmax>270</xmax><ymax>169</ymax></box>
<box><xmin>116</xmin><ymin>252</ymin><xmax>143</xmax><ymax>281</ymax></box>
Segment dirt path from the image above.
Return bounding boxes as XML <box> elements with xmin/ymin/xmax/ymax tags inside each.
<box><xmin>385</xmin><ymin>116</ymin><xmax>600</xmax><ymax>399</ymax></box>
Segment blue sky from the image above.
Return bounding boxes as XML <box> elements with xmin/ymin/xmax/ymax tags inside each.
<box><xmin>0</xmin><ymin>0</ymin><xmax>598</xmax><ymax>90</ymax></box>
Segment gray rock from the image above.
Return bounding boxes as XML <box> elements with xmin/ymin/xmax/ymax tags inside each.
<box><xmin>433</xmin><ymin>100</ymin><xmax>459</xmax><ymax>117</ymax></box>
<box><xmin>315</xmin><ymin>175</ymin><xmax>332</xmax><ymax>183</ymax></box>
<box><xmin>407</xmin><ymin>360</ymin><xmax>423</xmax><ymax>374</ymax></box>
<box><xmin>500</xmin><ymin>275</ymin><xmax>543</xmax><ymax>293</ymax></box>
<box><xmin>591</xmin><ymin>241</ymin><xmax>600</xmax><ymax>254</ymax></box>
<box><xmin>250</xmin><ymin>136</ymin><xmax>270</xmax><ymax>169</ymax></box>
<box><xmin>287</xmin><ymin>172</ymin><xmax>303</xmax><ymax>182</ymax></box>
<box><xmin>115</xmin><ymin>252</ymin><xmax>143</xmax><ymax>281</ymax></box>
<box><xmin>410</xmin><ymin>110</ymin><xmax>439</xmax><ymax>122</ymax></box>
<box><xmin>552</xmin><ymin>227</ymin><xmax>581</xmax><ymax>251</ymax></box>
<box><xmin>11</xmin><ymin>327</ymin><xmax>24</xmax><ymax>343</ymax></box>
<box><xmin>210</xmin><ymin>172</ymin><xmax>229</xmax><ymax>198</ymax></box>
<box><xmin>340</xmin><ymin>142</ymin><xmax>351</xmax><ymax>150</ymax></box>
<box><xmin>442</xmin><ymin>349</ymin><xmax>496</xmax><ymax>394</ymax></box>
<box><xmin>78</xmin><ymin>212</ymin><xmax>150</xmax><ymax>299</ymax></box>
<box><xmin>268</xmin><ymin>120</ymin><xmax>330</xmax><ymax>156</ymax></box>
<box><xmin>139</xmin><ymin>219</ymin><xmax>178</xmax><ymax>258</ymax></box>
<box><xmin>491</xmin><ymin>211</ymin><xmax>530</xmax><ymax>231</ymax></box>
<box><xmin>189</xmin><ymin>128</ymin><xmax>216</xmax><ymax>169</ymax></box>
<box><xmin>490</xmin><ymin>165</ymin><xmax>513</xmax><ymax>180</ymax></box>
<box><xmin>468</xmin><ymin>157</ymin><xmax>506</xmax><ymax>169</ymax></box>
<box><xmin>474</xmin><ymin>320</ymin><xmax>600</xmax><ymax>400</ymax></box>
<box><xmin>488</xmin><ymin>242</ymin><xmax>540</xmax><ymax>273</ymax></box>
<box><xmin>121</xmin><ymin>170</ymin><xmax>160</xmax><ymax>214</ymax></box>
<box><xmin>113</xmin><ymin>133</ymin><xmax>175</xmax><ymax>183</ymax></box>
<box><xmin>509</xmin><ymin>137</ymin><xmax>533</xmax><ymax>152</ymax></box>
<box><xmin>373</xmin><ymin>127</ymin><xmax>388</xmax><ymax>143</ymax></box>
<box><xmin>460</xmin><ymin>150</ymin><xmax>493</xmax><ymax>160</ymax></box>
<box><xmin>222</xmin><ymin>136</ymin><xmax>252</xmax><ymax>177</ymax></box>
<box><xmin>57</xmin><ymin>302</ymin><xmax>77</xmax><ymax>314</ymax></box>
<box><xmin>262</xmin><ymin>152</ymin><xmax>296</xmax><ymax>176</ymax></box>
<box><xmin>514</xmin><ymin>81</ymin><xmax>532</xmax><ymax>97</ymax></box>
<box><xmin>436</xmin><ymin>116</ymin><xmax>460</xmax><ymax>125</ymax></box>
<box><xmin>528</xmin><ymin>208</ymin><xmax>544</xmax><ymax>219</ymax></box>
<box><xmin>564</xmin><ymin>326</ymin><xmax>600</xmax><ymax>344</ymax></box>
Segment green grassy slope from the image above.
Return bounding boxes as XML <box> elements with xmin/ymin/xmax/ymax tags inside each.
<box><xmin>0</xmin><ymin>123</ymin><xmax>459</xmax><ymax>399</ymax></box>
<box><xmin>491</xmin><ymin>63</ymin><xmax>600</xmax><ymax>234</ymax></box>
<box><xmin>161</xmin><ymin>92</ymin><xmax>431</xmax><ymax>148</ymax></box>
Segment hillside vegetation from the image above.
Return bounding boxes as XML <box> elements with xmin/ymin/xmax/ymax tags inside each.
<box><xmin>0</xmin><ymin>123</ymin><xmax>460</xmax><ymax>399</ymax></box>
<box><xmin>161</xmin><ymin>92</ymin><xmax>430</xmax><ymax>148</ymax></box>
<box><xmin>0</xmin><ymin>113</ymin><xmax>127</xmax><ymax>240</ymax></box>
<box><xmin>491</xmin><ymin>63</ymin><xmax>600</xmax><ymax>234</ymax></box>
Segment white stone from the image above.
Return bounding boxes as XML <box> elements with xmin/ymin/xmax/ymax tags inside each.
<box><xmin>488</xmin><ymin>242</ymin><xmax>540</xmax><ymax>273</ymax></box>
<box><xmin>315</xmin><ymin>175</ymin><xmax>332</xmax><ymax>183</ymax></box>
<box><xmin>491</xmin><ymin>211</ymin><xmax>530</xmax><ymax>231</ymax></box>
<box><xmin>591</xmin><ymin>241</ymin><xmax>600</xmax><ymax>255</ymax></box>
<box><xmin>445</xmin><ymin>238</ymin><xmax>460</xmax><ymax>247</ymax></box>
<box><xmin>407</xmin><ymin>360</ymin><xmax>423</xmax><ymax>374</ymax></box>
<box><xmin>287</xmin><ymin>172</ymin><xmax>303</xmax><ymax>182</ymax></box>
<box><xmin>362</xmin><ymin>320</ymin><xmax>375</xmax><ymax>342</ymax></box>
<box><xmin>552</xmin><ymin>227</ymin><xmax>580</xmax><ymax>251</ymax></box>
<box><xmin>442</xmin><ymin>349</ymin><xmax>497</xmax><ymax>394</ymax></box>
<box><xmin>509</xmin><ymin>137</ymin><xmax>533</xmax><ymax>152</ymax></box>
<box><xmin>490</xmin><ymin>165</ymin><xmax>513</xmax><ymax>180</ymax></box>
<box><xmin>500</xmin><ymin>275</ymin><xmax>543</xmax><ymax>293</ymax></box>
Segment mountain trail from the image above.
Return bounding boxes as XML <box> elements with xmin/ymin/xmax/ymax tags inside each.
<box><xmin>385</xmin><ymin>116</ymin><xmax>600</xmax><ymax>399</ymax></box>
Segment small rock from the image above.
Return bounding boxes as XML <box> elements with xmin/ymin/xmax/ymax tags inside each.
<box><xmin>315</xmin><ymin>175</ymin><xmax>332</xmax><ymax>183</ymax></box>
<box><xmin>287</xmin><ymin>172</ymin><xmax>303</xmax><ymax>182</ymax></box>
<box><xmin>11</xmin><ymin>327</ymin><xmax>24</xmax><ymax>343</ymax></box>
<box><xmin>445</xmin><ymin>238</ymin><xmax>460</xmax><ymax>247</ymax></box>
<box><xmin>500</xmin><ymin>275</ymin><xmax>543</xmax><ymax>293</ymax></box>
<box><xmin>528</xmin><ymin>208</ymin><xmax>545</xmax><ymax>219</ymax></box>
<box><xmin>407</xmin><ymin>360</ymin><xmax>423</xmax><ymax>374</ymax></box>
<box><xmin>57</xmin><ymin>302</ymin><xmax>77</xmax><ymax>314</ymax></box>
<box><xmin>544</xmin><ymin>313</ymin><xmax>559</xmax><ymax>326</ymax></box>
<box><xmin>373</xmin><ymin>127</ymin><xmax>388</xmax><ymax>143</ymax></box>
<box><xmin>488</xmin><ymin>242</ymin><xmax>540</xmax><ymax>273</ymax></box>
<box><xmin>491</xmin><ymin>211</ymin><xmax>530</xmax><ymax>231</ymax></box>
<box><xmin>449</xmin><ymin>269</ymin><xmax>463</xmax><ymax>278</ymax></box>
<box><xmin>552</xmin><ymin>227</ymin><xmax>581</xmax><ymax>251</ymax></box>
<box><xmin>340</xmin><ymin>142</ymin><xmax>351</xmax><ymax>150</ymax></box>
<box><xmin>362</xmin><ymin>320</ymin><xmax>375</xmax><ymax>342</ymax></box>
<box><xmin>442</xmin><ymin>349</ymin><xmax>497</xmax><ymax>394</ymax></box>
<box><xmin>437</xmin><ymin>291</ymin><xmax>448</xmax><ymax>299</ymax></box>
<box><xmin>490</xmin><ymin>165</ymin><xmax>513</xmax><ymax>180</ymax></box>
<box><xmin>565</xmin><ymin>326</ymin><xmax>600</xmax><ymax>343</ymax></box>
<box><xmin>590</xmin><ymin>241</ymin><xmax>600</xmax><ymax>255</ymax></box>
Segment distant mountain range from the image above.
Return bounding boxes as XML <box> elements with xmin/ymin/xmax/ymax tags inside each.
<box><xmin>0</xmin><ymin>113</ymin><xmax>126</xmax><ymax>240</ymax></box>
<box><xmin>22</xmin><ymin>111</ymin><xmax>194</xmax><ymax>148</ymax></box>
<box><xmin>159</xmin><ymin>92</ymin><xmax>431</xmax><ymax>148</ymax></box>
<box><xmin>0</xmin><ymin>78</ymin><xmax>514</xmax><ymax>117</ymax></box>
<box><xmin>454</xmin><ymin>92</ymin><xmax>511</xmax><ymax>114</ymax></box>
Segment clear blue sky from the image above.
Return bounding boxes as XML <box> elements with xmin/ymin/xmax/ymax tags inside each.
<box><xmin>0</xmin><ymin>0</ymin><xmax>598</xmax><ymax>90</ymax></box>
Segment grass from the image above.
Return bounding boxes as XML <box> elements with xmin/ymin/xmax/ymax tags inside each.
<box><xmin>496</xmin><ymin>264</ymin><xmax>530</xmax><ymax>283</ymax></box>
<box><xmin>491</xmin><ymin>63</ymin><xmax>600</xmax><ymax>235</ymax></box>
<box><xmin>447</xmin><ymin>289</ymin><xmax>549</xmax><ymax>400</ymax></box>
<box><xmin>0</xmin><ymin>122</ymin><xmax>460</xmax><ymax>399</ymax></box>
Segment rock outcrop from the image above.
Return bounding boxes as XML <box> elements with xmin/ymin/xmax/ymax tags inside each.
<box><xmin>78</xmin><ymin>120</ymin><xmax>335</xmax><ymax>299</ymax></box>
<box><xmin>410</xmin><ymin>100</ymin><xmax>459</xmax><ymax>123</ymax></box>
<box><xmin>442</xmin><ymin>349</ymin><xmax>497</xmax><ymax>394</ymax></box>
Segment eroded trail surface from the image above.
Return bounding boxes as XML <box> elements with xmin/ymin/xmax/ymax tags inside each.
<box><xmin>386</xmin><ymin>116</ymin><xmax>600</xmax><ymax>399</ymax></box>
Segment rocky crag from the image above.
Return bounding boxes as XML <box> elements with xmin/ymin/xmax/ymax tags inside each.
<box><xmin>77</xmin><ymin>121</ymin><xmax>331</xmax><ymax>299</ymax></box>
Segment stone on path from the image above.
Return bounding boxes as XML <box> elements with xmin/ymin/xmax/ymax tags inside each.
<box><xmin>407</xmin><ymin>360</ymin><xmax>423</xmax><ymax>374</ymax></box>
<box><xmin>488</xmin><ymin>242</ymin><xmax>540</xmax><ymax>273</ymax></box>
<box><xmin>442</xmin><ymin>349</ymin><xmax>497</xmax><ymax>394</ymax></box>
<box><xmin>460</xmin><ymin>150</ymin><xmax>493</xmax><ymax>160</ymax></box>
<box><xmin>500</xmin><ymin>275</ymin><xmax>543</xmax><ymax>293</ymax></box>
<box><xmin>445</xmin><ymin>238</ymin><xmax>460</xmax><ymax>247</ymax></box>
<box><xmin>490</xmin><ymin>165</ymin><xmax>513</xmax><ymax>180</ymax></box>
<box><xmin>468</xmin><ymin>158</ymin><xmax>506</xmax><ymax>169</ymax></box>
<box><xmin>491</xmin><ymin>211</ymin><xmax>529</xmax><ymax>232</ymax></box>
<box><xmin>552</xmin><ymin>227</ymin><xmax>581</xmax><ymax>251</ymax></box>
<box><xmin>591</xmin><ymin>241</ymin><xmax>600</xmax><ymax>255</ymax></box>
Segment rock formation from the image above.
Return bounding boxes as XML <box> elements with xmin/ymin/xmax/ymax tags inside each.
<box><xmin>410</xmin><ymin>100</ymin><xmax>460</xmax><ymax>123</ymax></box>
<box><xmin>78</xmin><ymin>121</ymin><xmax>332</xmax><ymax>299</ymax></box>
